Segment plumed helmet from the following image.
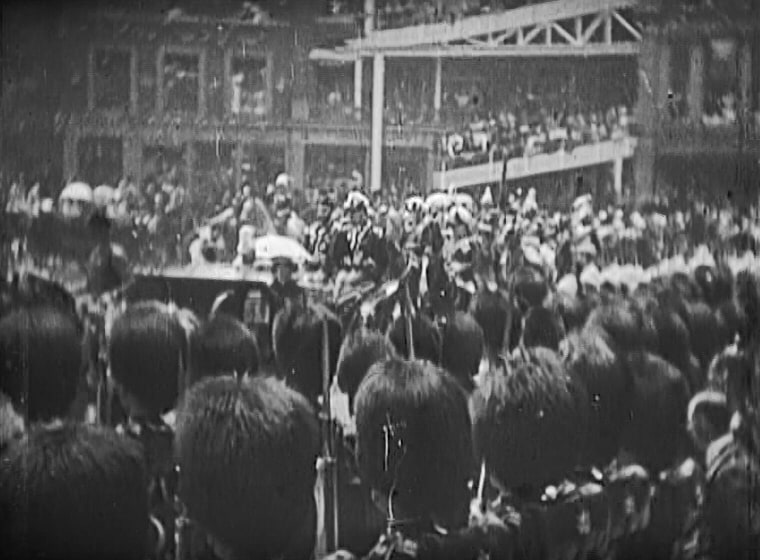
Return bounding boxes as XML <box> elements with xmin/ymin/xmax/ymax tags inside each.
<box><xmin>480</xmin><ymin>186</ymin><xmax>494</xmax><ymax>207</ymax></box>
<box><xmin>404</xmin><ymin>196</ymin><xmax>425</xmax><ymax>215</ymax></box>
<box><xmin>447</xmin><ymin>205</ymin><xmax>473</xmax><ymax>228</ymax></box>
<box><xmin>344</xmin><ymin>191</ymin><xmax>370</xmax><ymax>213</ymax></box>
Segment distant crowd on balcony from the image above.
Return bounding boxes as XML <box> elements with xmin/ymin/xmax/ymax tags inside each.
<box><xmin>666</xmin><ymin>88</ymin><xmax>760</xmax><ymax>130</ymax></box>
<box><xmin>442</xmin><ymin>103</ymin><xmax>632</xmax><ymax>169</ymax></box>
<box><xmin>328</xmin><ymin>0</ymin><xmax>550</xmax><ymax>30</ymax></box>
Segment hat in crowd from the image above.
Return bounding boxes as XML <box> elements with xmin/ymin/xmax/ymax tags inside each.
<box><xmin>480</xmin><ymin>186</ymin><xmax>494</xmax><ymax>207</ymax></box>
<box><xmin>572</xmin><ymin>194</ymin><xmax>593</xmax><ymax>222</ymax></box>
<box><xmin>447</xmin><ymin>205</ymin><xmax>473</xmax><ymax>228</ymax></box>
<box><xmin>580</xmin><ymin>263</ymin><xmax>602</xmax><ymax>290</ymax></box>
<box><xmin>556</xmin><ymin>273</ymin><xmax>578</xmax><ymax>298</ymax></box>
<box><xmin>478</xmin><ymin>221</ymin><xmax>493</xmax><ymax>235</ymax></box>
<box><xmin>272</xmin><ymin>255</ymin><xmax>297</xmax><ymax>270</ymax></box>
<box><xmin>404</xmin><ymin>196</ymin><xmax>426</xmax><ymax>215</ymax></box>
<box><xmin>275</xmin><ymin>173</ymin><xmax>291</xmax><ymax>189</ymax></box>
<box><xmin>575</xmin><ymin>237</ymin><xmax>597</xmax><ymax>257</ymax></box>
<box><xmin>630</xmin><ymin>211</ymin><xmax>646</xmax><ymax>231</ymax></box>
<box><xmin>350</xmin><ymin>170</ymin><xmax>364</xmax><ymax>189</ymax></box>
<box><xmin>344</xmin><ymin>191</ymin><xmax>371</xmax><ymax>213</ymax></box>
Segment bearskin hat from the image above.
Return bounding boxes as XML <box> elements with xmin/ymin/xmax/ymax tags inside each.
<box><xmin>190</xmin><ymin>313</ymin><xmax>259</xmax><ymax>383</ymax></box>
<box><xmin>109</xmin><ymin>302</ymin><xmax>194</xmax><ymax>416</ymax></box>
<box><xmin>521</xmin><ymin>306</ymin><xmax>566</xmax><ymax>352</ymax></box>
<box><xmin>0</xmin><ymin>422</ymin><xmax>149</xmax><ymax>560</ymax></box>
<box><xmin>734</xmin><ymin>270</ymin><xmax>760</xmax><ymax>348</ymax></box>
<box><xmin>583</xmin><ymin>296</ymin><xmax>657</xmax><ymax>355</ymax></box>
<box><xmin>273</xmin><ymin>302</ymin><xmax>342</xmax><ymax>405</ymax></box>
<box><xmin>679</xmin><ymin>301</ymin><xmax>723</xmax><ymax>373</ymax></box>
<box><xmin>0</xmin><ymin>304</ymin><xmax>82</xmax><ymax>422</ymax></box>
<box><xmin>386</xmin><ymin>314</ymin><xmax>442</xmax><ymax>364</ymax></box>
<box><xmin>439</xmin><ymin>312</ymin><xmax>484</xmax><ymax>393</ymax></box>
<box><xmin>562</xmin><ymin>331</ymin><xmax>633</xmax><ymax>467</ymax></box>
<box><xmin>176</xmin><ymin>376</ymin><xmax>319</xmax><ymax>559</ymax></box>
<box><xmin>336</xmin><ymin>328</ymin><xmax>397</xmax><ymax>410</ymax></box>
<box><xmin>471</xmin><ymin>348</ymin><xmax>585</xmax><ymax>495</ymax></box>
<box><xmin>354</xmin><ymin>359</ymin><xmax>473</xmax><ymax>528</ymax></box>
<box><xmin>470</xmin><ymin>289</ymin><xmax>520</xmax><ymax>356</ymax></box>
<box><xmin>512</xmin><ymin>265</ymin><xmax>549</xmax><ymax>311</ymax></box>
<box><xmin>620</xmin><ymin>352</ymin><xmax>691</xmax><ymax>473</ymax></box>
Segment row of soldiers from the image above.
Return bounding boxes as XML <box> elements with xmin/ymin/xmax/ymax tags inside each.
<box><xmin>2</xmin><ymin>237</ymin><xmax>759</xmax><ymax>560</ymax></box>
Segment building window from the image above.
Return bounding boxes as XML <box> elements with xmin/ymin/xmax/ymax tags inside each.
<box><xmin>194</xmin><ymin>141</ymin><xmax>236</xmax><ymax>214</ymax></box>
<box><xmin>92</xmin><ymin>48</ymin><xmax>132</xmax><ymax>111</ymax></box>
<box><xmin>230</xmin><ymin>55</ymin><xmax>268</xmax><ymax>118</ymax></box>
<box><xmin>162</xmin><ymin>52</ymin><xmax>201</xmax><ymax>114</ymax></box>
<box><xmin>77</xmin><ymin>137</ymin><xmax>123</xmax><ymax>187</ymax></box>
<box><xmin>141</xmin><ymin>144</ymin><xmax>187</xmax><ymax>193</ymax></box>
<box><xmin>312</xmin><ymin>61</ymin><xmax>354</xmax><ymax>121</ymax></box>
<box><xmin>704</xmin><ymin>38</ymin><xmax>739</xmax><ymax>125</ymax></box>
<box><xmin>305</xmin><ymin>145</ymin><xmax>366</xmax><ymax>194</ymax></box>
<box><xmin>240</xmin><ymin>143</ymin><xmax>285</xmax><ymax>189</ymax></box>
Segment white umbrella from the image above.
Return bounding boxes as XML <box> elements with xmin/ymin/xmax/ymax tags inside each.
<box><xmin>253</xmin><ymin>234</ymin><xmax>313</xmax><ymax>264</ymax></box>
<box><xmin>93</xmin><ymin>185</ymin><xmax>116</xmax><ymax>208</ymax></box>
<box><xmin>59</xmin><ymin>181</ymin><xmax>93</xmax><ymax>203</ymax></box>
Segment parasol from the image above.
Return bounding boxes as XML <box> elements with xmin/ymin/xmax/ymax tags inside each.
<box><xmin>59</xmin><ymin>181</ymin><xmax>93</xmax><ymax>203</ymax></box>
<box><xmin>93</xmin><ymin>185</ymin><xmax>116</xmax><ymax>208</ymax></box>
<box><xmin>253</xmin><ymin>234</ymin><xmax>313</xmax><ymax>264</ymax></box>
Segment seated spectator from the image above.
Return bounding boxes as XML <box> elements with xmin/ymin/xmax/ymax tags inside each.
<box><xmin>0</xmin><ymin>422</ymin><xmax>150</xmax><ymax>560</ymax></box>
<box><xmin>175</xmin><ymin>375</ymin><xmax>320</xmax><ymax>560</ymax></box>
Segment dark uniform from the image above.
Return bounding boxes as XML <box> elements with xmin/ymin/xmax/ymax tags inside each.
<box><xmin>331</xmin><ymin>222</ymin><xmax>389</xmax><ymax>282</ymax></box>
<box><xmin>305</xmin><ymin>221</ymin><xmax>332</xmax><ymax>263</ymax></box>
<box><xmin>119</xmin><ymin>417</ymin><xmax>181</xmax><ymax>560</ymax></box>
<box><xmin>269</xmin><ymin>276</ymin><xmax>305</xmax><ymax>312</ymax></box>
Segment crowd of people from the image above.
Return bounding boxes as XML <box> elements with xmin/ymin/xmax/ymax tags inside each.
<box><xmin>1</xmin><ymin>177</ymin><xmax>759</xmax><ymax>560</ymax></box>
<box><xmin>443</xmin><ymin>104</ymin><xmax>631</xmax><ymax>168</ymax></box>
<box><xmin>328</xmin><ymin>0</ymin><xmax>553</xmax><ymax>30</ymax></box>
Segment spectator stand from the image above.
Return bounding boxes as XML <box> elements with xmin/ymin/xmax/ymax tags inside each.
<box><xmin>311</xmin><ymin>0</ymin><xmax>643</xmax><ymax>193</ymax></box>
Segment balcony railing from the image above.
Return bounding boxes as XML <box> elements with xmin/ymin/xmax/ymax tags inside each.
<box><xmin>656</xmin><ymin>117</ymin><xmax>760</xmax><ymax>153</ymax></box>
<box><xmin>433</xmin><ymin>135</ymin><xmax>637</xmax><ymax>190</ymax></box>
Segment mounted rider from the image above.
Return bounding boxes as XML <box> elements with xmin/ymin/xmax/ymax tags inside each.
<box><xmin>444</xmin><ymin>204</ymin><xmax>478</xmax><ymax>293</ymax></box>
<box><xmin>305</xmin><ymin>191</ymin><xmax>337</xmax><ymax>271</ymax></box>
<box><xmin>271</xmin><ymin>173</ymin><xmax>305</xmax><ymax>240</ymax></box>
<box><xmin>331</xmin><ymin>191</ymin><xmax>388</xmax><ymax>296</ymax></box>
<box><xmin>86</xmin><ymin>210</ymin><xmax>131</xmax><ymax>297</ymax></box>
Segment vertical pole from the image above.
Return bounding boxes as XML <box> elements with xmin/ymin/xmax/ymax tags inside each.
<box><xmin>575</xmin><ymin>16</ymin><xmax>583</xmax><ymax>44</ymax></box>
<box><xmin>87</xmin><ymin>47</ymin><xmax>95</xmax><ymax>111</ymax></box>
<box><xmin>370</xmin><ymin>53</ymin><xmax>385</xmax><ymax>193</ymax></box>
<box><xmin>687</xmin><ymin>42</ymin><xmax>705</xmax><ymax>123</ymax></box>
<box><xmin>364</xmin><ymin>0</ymin><xmax>375</xmax><ymax>35</ymax></box>
<box><xmin>613</xmin><ymin>157</ymin><xmax>623</xmax><ymax>202</ymax></box>
<box><xmin>604</xmin><ymin>12</ymin><xmax>612</xmax><ymax>45</ymax></box>
<box><xmin>354</xmin><ymin>56</ymin><xmax>363</xmax><ymax>120</ymax></box>
<box><xmin>738</xmin><ymin>40</ymin><xmax>752</xmax><ymax>122</ymax></box>
<box><xmin>433</xmin><ymin>57</ymin><xmax>442</xmax><ymax>123</ymax></box>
